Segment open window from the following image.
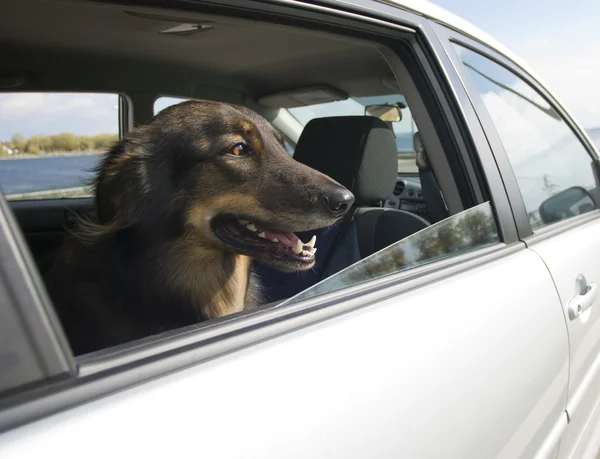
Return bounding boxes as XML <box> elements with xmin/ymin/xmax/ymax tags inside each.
<box><xmin>0</xmin><ymin>0</ymin><xmax>508</xmax><ymax>428</ymax></box>
<box><xmin>0</xmin><ymin>93</ymin><xmax>121</xmax><ymax>201</ymax></box>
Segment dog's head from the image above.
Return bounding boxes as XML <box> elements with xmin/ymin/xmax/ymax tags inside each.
<box><xmin>94</xmin><ymin>100</ymin><xmax>354</xmax><ymax>272</ymax></box>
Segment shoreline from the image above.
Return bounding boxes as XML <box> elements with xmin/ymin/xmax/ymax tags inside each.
<box><xmin>0</xmin><ymin>150</ymin><xmax>104</xmax><ymax>160</ymax></box>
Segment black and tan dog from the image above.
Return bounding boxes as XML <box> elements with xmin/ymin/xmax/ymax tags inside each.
<box><xmin>45</xmin><ymin>101</ymin><xmax>354</xmax><ymax>355</ymax></box>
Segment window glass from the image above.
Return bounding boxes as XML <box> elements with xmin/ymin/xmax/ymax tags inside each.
<box><xmin>0</xmin><ymin>93</ymin><xmax>119</xmax><ymax>201</ymax></box>
<box><xmin>454</xmin><ymin>45</ymin><xmax>597</xmax><ymax>230</ymax></box>
<box><xmin>588</xmin><ymin>128</ymin><xmax>600</xmax><ymax>150</ymax></box>
<box><xmin>288</xmin><ymin>95</ymin><xmax>418</xmax><ymax>173</ymax></box>
<box><xmin>280</xmin><ymin>202</ymin><xmax>499</xmax><ymax>305</ymax></box>
<box><xmin>154</xmin><ymin>96</ymin><xmax>189</xmax><ymax>115</ymax></box>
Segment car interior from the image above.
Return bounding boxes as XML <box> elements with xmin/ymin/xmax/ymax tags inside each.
<box><xmin>0</xmin><ymin>0</ymin><xmax>470</xmax><ymax>353</ymax></box>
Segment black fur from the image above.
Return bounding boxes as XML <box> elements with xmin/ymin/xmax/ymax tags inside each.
<box><xmin>45</xmin><ymin>101</ymin><xmax>353</xmax><ymax>355</ymax></box>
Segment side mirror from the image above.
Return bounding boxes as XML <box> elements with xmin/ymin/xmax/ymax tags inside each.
<box><xmin>539</xmin><ymin>186</ymin><xmax>596</xmax><ymax>224</ymax></box>
<box><xmin>365</xmin><ymin>104</ymin><xmax>402</xmax><ymax>123</ymax></box>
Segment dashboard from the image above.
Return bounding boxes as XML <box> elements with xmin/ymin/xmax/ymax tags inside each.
<box><xmin>384</xmin><ymin>176</ymin><xmax>428</xmax><ymax>219</ymax></box>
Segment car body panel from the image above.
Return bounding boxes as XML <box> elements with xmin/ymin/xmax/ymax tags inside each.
<box><xmin>0</xmin><ymin>248</ymin><xmax>568</xmax><ymax>458</ymax></box>
<box><xmin>527</xmin><ymin>216</ymin><xmax>600</xmax><ymax>458</ymax></box>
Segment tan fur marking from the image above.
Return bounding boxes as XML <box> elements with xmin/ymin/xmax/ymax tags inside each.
<box><xmin>196</xmin><ymin>138</ymin><xmax>211</xmax><ymax>151</ymax></box>
<box><xmin>207</xmin><ymin>254</ymin><xmax>250</xmax><ymax>317</ymax></box>
<box><xmin>238</xmin><ymin>120</ymin><xmax>255</xmax><ymax>134</ymax></box>
<box><xmin>162</xmin><ymin>241</ymin><xmax>250</xmax><ymax>319</ymax></box>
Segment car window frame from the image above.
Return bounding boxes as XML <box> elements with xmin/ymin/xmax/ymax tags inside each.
<box><xmin>0</xmin><ymin>0</ymin><xmax>521</xmax><ymax>433</ymax></box>
<box><xmin>432</xmin><ymin>23</ymin><xmax>600</xmax><ymax>241</ymax></box>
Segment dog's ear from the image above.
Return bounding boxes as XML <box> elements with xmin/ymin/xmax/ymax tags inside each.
<box><xmin>94</xmin><ymin>142</ymin><xmax>150</xmax><ymax>228</ymax></box>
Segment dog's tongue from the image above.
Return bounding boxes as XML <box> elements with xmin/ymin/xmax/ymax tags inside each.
<box><xmin>263</xmin><ymin>231</ymin><xmax>299</xmax><ymax>248</ymax></box>
<box><xmin>236</xmin><ymin>219</ymin><xmax>317</xmax><ymax>254</ymax></box>
<box><xmin>263</xmin><ymin>231</ymin><xmax>317</xmax><ymax>255</ymax></box>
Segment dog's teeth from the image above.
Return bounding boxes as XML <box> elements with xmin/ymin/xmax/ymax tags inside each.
<box><xmin>239</xmin><ymin>219</ymin><xmax>249</xmax><ymax>225</ymax></box>
<box><xmin>292</xmin><ymin>239</ymin><xmax>303</xmax><ymax>254</ymax></box>
<box><xmin>306</xmin><ymin>235</ymin><xmax>316</xmax><ymax>248</ymax></box>
<box><xmin>246</xmin><ymin>223</ymin><xmax>257</xmax><ymax>232</ymax></box>
<box><xmin>258</xmin><ymin>232</ymin><xmax>266</xmax><ymax>238</ymax></box>
<box><xmin>272</xmin><ymin>237</ymin><xmax>279</xmax><ymax>243</ymax></box>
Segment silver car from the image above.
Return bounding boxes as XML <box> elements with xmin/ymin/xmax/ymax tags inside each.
<box><xmin>0</xmin><ymin>0</ymin><xmax>599</xmax><ymax>458</ymax></box>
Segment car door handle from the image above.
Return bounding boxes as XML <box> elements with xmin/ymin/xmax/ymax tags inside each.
<box><xmin>568</xmin><ymin>276</ymin><xmax>598</xmax><ymax>320</ymax></box>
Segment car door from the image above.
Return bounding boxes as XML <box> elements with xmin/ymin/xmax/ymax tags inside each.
<box><xmin>437</xmin><ymin>28</ymin><xmax>600</xmax><ymax>459</ymax></box>
<box><xmin>0</xmin><ymin>204</ymin><xmax>570</xmax><ymax>459</ymax></box>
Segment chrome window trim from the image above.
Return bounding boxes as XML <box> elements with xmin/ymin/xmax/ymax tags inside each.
<box><xmin>523</xmin><ymin>210</ymin><xmax>600</xmax><ymax>246</ymax></box>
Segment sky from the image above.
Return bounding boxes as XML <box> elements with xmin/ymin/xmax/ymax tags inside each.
<box><xmin>431</xmin><ymin>0</ymin><xmax>600</xmax><ymax>130</ymax></box>
<box><xmin>0</xmin><ymin>0</ymin><xmax>599</xmax><ymax>140</ymax></box>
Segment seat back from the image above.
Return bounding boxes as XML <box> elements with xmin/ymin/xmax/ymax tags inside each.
<box><xmin>414</xmin><ymin>132</ymin><xmax>448</xmax><ymax>223</ymax></box>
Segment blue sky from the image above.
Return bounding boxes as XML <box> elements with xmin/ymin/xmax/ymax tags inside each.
<box><xmin>1</xmin><ymin>0</ymin><xmax>598</xmax><ymax>140</ymax></box>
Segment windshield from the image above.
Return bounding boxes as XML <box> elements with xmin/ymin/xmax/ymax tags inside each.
<box><xmin>288</xmin><ymin>95</ymin><xmax>417</xmax><ymax>173</ymax></box>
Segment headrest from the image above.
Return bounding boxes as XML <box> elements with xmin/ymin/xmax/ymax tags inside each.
<box><xmin>293</xmin><ymin>116</ymin><xmax>398</xmax><ymax>206</ymax></box>
<box><xmin>414</xmin><ymin>131</ymin><xmax>430</xmax><ymax>171</ymax></box>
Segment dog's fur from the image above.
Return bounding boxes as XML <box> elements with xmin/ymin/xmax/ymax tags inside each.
<box><xmin>45</xmin><ymin>101</ymin><xmax>353</xmax><ymax>355</ymax></box>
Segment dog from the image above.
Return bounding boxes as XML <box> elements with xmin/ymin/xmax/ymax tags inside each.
<box><xmin>44</xmin><ymin>100</ymin><xmax>354</xmax><ymax>356</ymax></box>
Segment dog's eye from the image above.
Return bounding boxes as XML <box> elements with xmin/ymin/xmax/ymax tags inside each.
<box><xmin>229</xmin><ymin>142</ymin><xmax>253</xmax><ymax>157</ymax></box>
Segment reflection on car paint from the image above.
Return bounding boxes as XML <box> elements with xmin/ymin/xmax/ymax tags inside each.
<box><xmin>280</xmin><ymin>202</ymin><xmax>499</xmax><ymax>305</ymax></box>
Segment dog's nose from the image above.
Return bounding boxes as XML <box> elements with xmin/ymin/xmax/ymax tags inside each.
<box><xmin>323</xmin><ymin>187</ymin><xmax>355</xmax><ymax>216</ymax></box>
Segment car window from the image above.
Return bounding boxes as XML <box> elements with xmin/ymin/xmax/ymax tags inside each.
<box><xmin>0</xmin><ymin>93</ymin><xmax>120</xmax><ymax>201</ymax></box>
<box><xmin>454</xmin><ymin>45</ymin><xmax>597</xmax><ymax>230</ymax></box>
<box><xmin>588</xmin><ymin>127</ymin><xmax>600</xmax><ymax>150</ymax></box>
<box><xmin>279</xmin><ymin>202</ymin><xmax>499</xmax><ymax>305</ymax></box>
<box><xmin>154</xmin><ymin>96</ymin><xmax>189</xmax><ymax>115</ymax></box>
<box><xmin>288</xmin><ymin>95</ymin><xmax>418</xmax><ymax>174</ymax></box>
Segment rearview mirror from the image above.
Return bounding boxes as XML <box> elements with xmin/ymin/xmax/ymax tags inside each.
<box><xmin>539</xmin><ymin>186</ymin><xmax>596</xmax><ymax>224</ymax></box>
<box><xmin>365</xmin><ymin>104</ymin><xmax>402</xmax><ymax>123</ymax></box>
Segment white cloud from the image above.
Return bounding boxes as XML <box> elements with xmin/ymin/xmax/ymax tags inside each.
<box><xmin>520</xmin><ymin>42</ymin><xmax>600</xmax><ymax>129</ymax></box>
<box><xmin>0</xmin><ymin>93</ymin><xmax>119</xmax><ymax>140</ymax></box>
<box><xmin>0</xmin><ymin>93</ymin><xmax>45</xmax><ymax>118</ymax></box>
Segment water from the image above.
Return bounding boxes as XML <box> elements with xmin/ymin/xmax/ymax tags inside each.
<box><xmin>0</xmin><ymin>155</ymin><xmax>102</xmax><ymax>195</ymax></box>
<box><xmin>0</xmin><ymin>130</ymin><xmax>597</xmax><ymax>197</ymax></box>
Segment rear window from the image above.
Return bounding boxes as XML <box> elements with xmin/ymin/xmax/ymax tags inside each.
<box><xmin>154</xmin><ymin>96</ymin><xmax>188</xmax><ymax>115</ymax></box>
<box><xmin>0</xmin><ymin>93</ymin><xmax>120</xmax><ymax>201</ymax></box>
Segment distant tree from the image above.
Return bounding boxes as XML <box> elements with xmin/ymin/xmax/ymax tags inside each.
<box><xmin>26</xmin><ymin>144</ymin><xmax>41</xmax><ymax>155</ymax></box>
<box><xmin>93</xmin><ymin>134</ymin><xmax>119</xmax><ymax>150</ymax></box>
<box><xmin>4</xmin><ymin>132</ymin><xmax>118</xmax><ymax>154</ymax></box>
<box><xmin>50</xmin><ymin>133</ymin><xmax>79</xmax><ymax>151</ymax></box>
<box><xmin>10</xmin><ymin>133</ymin><xmax>26</xmax><ymax>152</ymax></box>
<box><xmin>28</xmin><ymin>135</ymin><xmax>53</xmax><ymax>152</ymax></box>
<box><xmin>80</xmin><ymin>136</ymin><xmax>96</xmax><ymax>150</ymax></box>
